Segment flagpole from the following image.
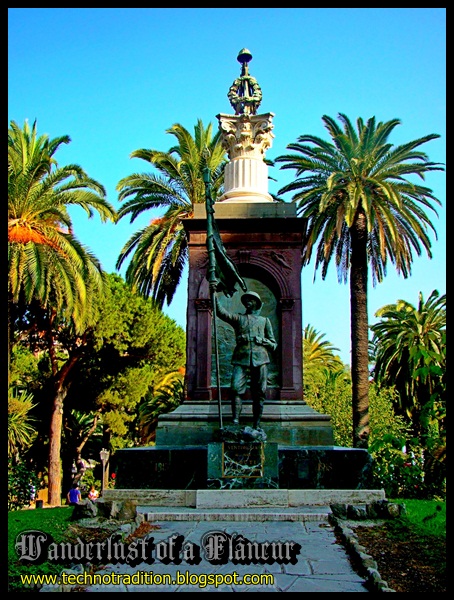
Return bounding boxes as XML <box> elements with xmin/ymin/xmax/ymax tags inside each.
<box><xmin>203</xmin><ymin>167</ymin><xmax>224</xmax><ymax>431</ymax></box>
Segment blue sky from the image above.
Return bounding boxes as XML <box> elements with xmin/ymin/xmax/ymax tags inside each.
<box><xmin>8</xmin><ymin>8</ymin><xmax>446</xmax><ymax>365</ymax></box>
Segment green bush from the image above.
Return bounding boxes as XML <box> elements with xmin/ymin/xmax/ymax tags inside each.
<box><xmin>8</xmin><ymin>459</ymin><xmax>41</xmax><ymax>511</ymax></box>
<box><xmin>369</xmin><ymin>435</ymin><xmax>426</xmax><ymax>498</ymax></box>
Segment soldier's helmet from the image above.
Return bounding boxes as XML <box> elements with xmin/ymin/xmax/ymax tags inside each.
<box><xmin>241</xmin><ymin>291</ymin><xmax>263</xmax><ymax>309</ymax></box>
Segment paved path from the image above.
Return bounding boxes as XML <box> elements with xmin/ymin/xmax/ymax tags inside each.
<box><xmin>82</xmin><ymin>519</ymin><xmax>370</xmax><ymax>593</ymax></box>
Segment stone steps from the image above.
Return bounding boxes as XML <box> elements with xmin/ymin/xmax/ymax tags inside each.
<box><xmin>137</xmin><ymin>505</ymin><xmax>332</xmax><ymax>522</ymax></box>
<box><xmin>103</xmin><ymin>488</ymin><xmax>386</xmax><ymax>516</ymax></box>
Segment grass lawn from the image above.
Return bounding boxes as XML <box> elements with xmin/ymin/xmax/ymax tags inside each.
<box><xmin>8</xmin><ymin>506</ymin><xmax>75</xmax><ymax>592</ymax></box>
<box><xmin>393</xmin><ymin>498</ymin><xmax>446</xmax><ymax>537</ymax></box>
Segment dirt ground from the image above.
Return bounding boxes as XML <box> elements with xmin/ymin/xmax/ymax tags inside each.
<box><xmin>350</xmin><ymin>523</ymin><xmax>446</xmax><ymax>593</ymax></box>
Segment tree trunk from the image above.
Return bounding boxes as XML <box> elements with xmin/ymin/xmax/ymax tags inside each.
<box><xmin>47</xmin><ymin>388</ymin><xmax>66</xmax><ymax>506</ymax></box>
<box><xmin>350</xmin><ymin>212</ymin><xmax>370</xmax><ymax>448</ymax></box>
<box><xmin>46</xmin><ymin>329</ymin><xmax>82</xmax><ymax>506</ymax></box>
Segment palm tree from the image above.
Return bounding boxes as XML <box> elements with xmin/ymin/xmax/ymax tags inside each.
<box><xmin>116</xmin><ymin>120</ymin><xmax>227</xmax><ymax>308</ymax></box>
<box><xmin>303</xmin><ymin>324</ymin><xmax>344</xmax><ymax>386</ymax></box>
<box><xmin>303</xmin><ymin>324</ymin><xmax>342</xmax><ymax>369</ymax></box>
<box><xmin>370</xmin><ymin>289</ymin><xmax>446</xmax><ymax>431</ymax></box>
<box><xmin>137</xmin><ymin>369</ymin><xmax>185</xmax><ymax>444</ymax></box>
<box><xmin>276</xmin><ymin>113</ymin><xmax>444</xmax><ymax>447</ymax></box>
<box><xmin>8</xmin><ymin>119</ymin><xmax>116</xmax><ymax>330</ymax></box>
<box><xmin>8</xmin><ymin>388</ymin><xmax>37</xmax><ymax>460</ymax></box>
<box><xmin>8</xmin><ymin>119</ymin><xmax>117</xmax><ymax>505</ymax></box>
<box><xmin>371</xmin><ymin>289</ymin><xmax>446</xmax><ymax>493</ymax></box>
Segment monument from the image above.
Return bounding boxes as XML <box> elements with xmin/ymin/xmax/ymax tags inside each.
<box><xmin>156</xmin><ymin>48</ymin><xmax>334</xmax><ymax>447</ymax></box>
<box><xmin>112</xmin><ymin>50</ymin><xmax>374</xmax><ymax>494</ymax></box>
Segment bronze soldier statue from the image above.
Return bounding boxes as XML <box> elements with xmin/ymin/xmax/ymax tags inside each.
<box><xmin>215</xmin><ymin>291</ymin><xmax>277</xmax><ymax>429</ymax></box>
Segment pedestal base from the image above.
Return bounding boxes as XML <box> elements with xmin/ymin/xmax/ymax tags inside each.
<box><xmin>155</xmin><ymin>400</ymin><xmax>334</xmax><ymax>447</ymax></box>
<box><xmin>112</xmin><ymin>445</ymin><xmax>373</xmax><ymax>491</ymax></box>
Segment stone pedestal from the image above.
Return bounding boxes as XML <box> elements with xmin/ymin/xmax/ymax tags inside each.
<box><xmin>112</xmin><ymin>446</ymin><xmax>373</xmax><ymax>491</ymax></box>
<box><xmin>156</xmin><ymin>400</ymin><xmax>333</xmax><ymax>446</ymax></box>
<box><xmin>183</xmin><ymin>202</ymin><xmax>306</xmax><ymax>401</ymax></box>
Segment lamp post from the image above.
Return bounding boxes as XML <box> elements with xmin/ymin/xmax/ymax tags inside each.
<box><xmin>100</xmin><ymin>448</ymin><xmax>110</xmax><ymax>495</ymax></box>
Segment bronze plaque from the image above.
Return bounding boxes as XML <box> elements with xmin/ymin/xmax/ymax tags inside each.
<box><xmin>222</xmin><ymin>442</ymin><xmax>264</xmax><ymax>478</ymax></box>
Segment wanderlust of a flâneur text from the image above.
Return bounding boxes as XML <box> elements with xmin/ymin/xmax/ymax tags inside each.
<box><xmin>15</xmin><ymin>530</ymin><xmax>301</xmax><ymax>566</ymax></box>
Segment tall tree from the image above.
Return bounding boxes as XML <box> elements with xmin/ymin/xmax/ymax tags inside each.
<box><xmin>276</xmin><ymin>113</ymin><xmax>444</xmax><ymax>447</ymax></box>
<box><xmin>303</xmin><ymin>325</ymin><xmax>342</xmax><ymax>370</ymax></box>
<box><xmin>370</xmin><ymin>289</ymin><xmax>446</xmax><ymax>434</ymax></box>
<box><xmin>62</xmin><ymin>273</ymin><xmax>186</xmax><ymax>450</ymax></box>
<box><xmin>302</xmin><ymin>324</ymin><xmax>344</xmax><ymax>388</ymax></box>
<box><xmin>137</xmin><ymin>369</ymin><xmax>185</xmax><ymax>445</ymax></box>
<box><xmin>8</xmin><ymin>120</ymin><xmax>115</xmax><ymax>320</ymax></box>
<box><xmin>116</xmin><ymin>120</ymin><xmax>227</xmax><ymax>308</ymax></box>
<box><xmin>371</xmin><ymin>289</ymin><xmax>446</xmax><ymax>494</ymax></box>
<box><xmin>12</xmin><ymin>274</ymin><xmax>186</xmax><ymax>496</ymax></box>
<box><xmin>8</xmin><ymin>119</ymin><xmax>117</xmax><ymax>505</ymax></box>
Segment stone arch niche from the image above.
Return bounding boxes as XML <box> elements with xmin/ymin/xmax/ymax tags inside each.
<box><xmin>184</xmin><ymin>205</ymin><xmax>304</xmax><ymax>403</ymax></box>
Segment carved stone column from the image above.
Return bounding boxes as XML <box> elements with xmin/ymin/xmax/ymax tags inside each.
<box><xmin>217</xmin><ymin>113</ymin><xmax>275</xmax><ymax>203</ymax></box>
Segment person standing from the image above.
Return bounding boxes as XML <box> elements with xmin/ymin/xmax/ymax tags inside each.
<box><xmin>67</xmin><ymin>482</ymin><xmax>81</xmax><ymax>506</ymax></box>
<box><xmin>215</xmin><ymin>291</ymin><xmax>277</xmax><ymax>429</ymax></box>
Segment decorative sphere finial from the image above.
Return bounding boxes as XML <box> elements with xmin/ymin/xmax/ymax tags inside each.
<box><xmin>237</xmin><ymin>48</ymin><xmax>252</xmax><ymax>64</ymax></box>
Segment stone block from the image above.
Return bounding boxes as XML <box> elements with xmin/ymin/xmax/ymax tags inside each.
<box><xmin>279</xmin><ymin>446</ymin><xmax>374</xmax><ymax>489</ymax></box>
<box><xmin>196</xmin><ymin>489</ymin><xmax>288</xmax><ymax>509</ymax></box>
<box><xmin>113</xmin><ymin>446</ymin><xmax>207</xmax><ymax>489</ymax></box>
<box><xmin>70</xmin><ymin>499</ymin><xmax>97</xmax><ymax>520</ymax></box>
<box><xmin>288</xmin><ymin>489</ymin><xmax>385</xmax><ymax>506</ymax></box>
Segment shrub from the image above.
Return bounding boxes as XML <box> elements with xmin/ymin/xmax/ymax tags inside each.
<box><xmin>8</xmin><ymin>459</ymin><xmax>41</xmax><ymax>511</ymax></box>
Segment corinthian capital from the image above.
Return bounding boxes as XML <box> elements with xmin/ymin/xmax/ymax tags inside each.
<box><xmin>217</xmin><ymin>113</ymin><xmax>275</xmax><ymax>161</ymax></box>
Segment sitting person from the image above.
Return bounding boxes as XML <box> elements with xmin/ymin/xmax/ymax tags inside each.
<box><xmin>88</xmin><ymin>485</ymin><xmax>99</xmax><ymax>501</ymax></box>
<box><xmin>67</xmin><ymin>482</ymin><xmax>81</xmax><ymax>506</ymax></box>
